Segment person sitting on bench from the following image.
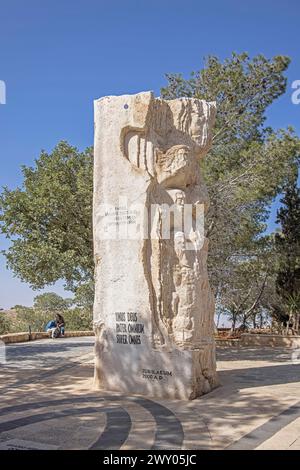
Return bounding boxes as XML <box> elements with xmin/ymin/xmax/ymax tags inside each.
<box><xmin>55</xmin><ymin>313</ymin><xmax>65</xmax><ymax>337</ymax></box>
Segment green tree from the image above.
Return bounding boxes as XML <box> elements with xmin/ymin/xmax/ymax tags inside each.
<box><xmin>1</xmin><ymin>54</ymin><xmax>299</xmax><ymax>311</ymax></box>
<box><xmin>220</xmin><ymin>249</ymin><xmax>270</xmax><ymax>331</ymax></box>
<box><xmin>0</xmin><ymin>142</ymin><xmax>93</xmax><ymax>296</ymax></box>
<box><xmin>63</xmin><ymin>307</ymin><xmax>93</xmax><ymax>331</ymax></box>
<box><xmin>11</xmin><ymin>293</ymin><xmax>70</xmax><ymax>332</ymax></box>
<box><xmin>33</xmin><ymin>292</ymin><xmax>72</xmax><ymax>313</ymax></box>
<box><xmin>11</xmin><ymin>293</ymin><xmax>92</xmax><ymax>333</ymax></box>
<box><xmin>13</xmin><ymin>305</ymin><xmax>43</xmax><ymax>332</ymax></box>
<box><xmin>73</xmin><ymin>280</ymin><xmax>94</xmax><ymax>311</ymax></box>
<box><xmin>275</xmin><ymin>170</ymin><xmax>300</xmax><ymax>332</ymax></box>
<box><xmin>161</xmin><ymin>53</ymin><xmax>300</xmax><ymax>298</ymax></box>
<box><xmin>0</xmin><ymin>311</ymin><xmax>10</xmax><ymax>335</ymax></box>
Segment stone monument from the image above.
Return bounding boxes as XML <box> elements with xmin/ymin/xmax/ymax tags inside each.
<box><xmin>93</xmin><ymin>91</ymin><xmax>218</xmax><ymax>399</ymax></box>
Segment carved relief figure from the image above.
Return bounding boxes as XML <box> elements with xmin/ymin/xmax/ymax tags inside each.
<box><xmin>120</xmin><ymin>96</ymin><xmax>216</xmax><ymax>349</ymax></box>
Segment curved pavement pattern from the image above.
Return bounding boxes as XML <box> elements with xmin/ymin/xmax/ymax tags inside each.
<box><xmin>0</xmin><ymin>338</ymin><xmax>184</xmax><ymax>450</ymax></box>
<box><xmin>0</xmin><ymin>397</ymin><xmax>184</xmax><ymax>450</ymax></box>
<box><xmin>0</xmin><ymin>337</ymin><xmax>300</xmax><ymax>450</ymax></box>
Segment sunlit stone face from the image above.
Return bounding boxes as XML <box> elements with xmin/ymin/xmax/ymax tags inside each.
<box><xmin>189</xmin><ymin>100</ymin><xmax>212</xmax><ymax>148</ymax></box>
<box><xmin>93</xmin><ymin>91</ymin><xmax>218</xmax><ymax>400</ymax></box>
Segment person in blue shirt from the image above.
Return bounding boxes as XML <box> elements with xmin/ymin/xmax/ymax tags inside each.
<box><xmin>45</xmin><ymin>314</ymin><xmax>65</xmax><ymax>338</ymax></box>
<box><xmin>45</xmin><ymin>319</ymin><xmax>58</xmax><ymax>338</ymax></box>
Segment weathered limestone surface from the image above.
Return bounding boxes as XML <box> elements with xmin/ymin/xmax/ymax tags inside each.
<box><xmin>93</xmin><ymin>91</ymin><xmax>218</xmax><ymax>399</ymax></box>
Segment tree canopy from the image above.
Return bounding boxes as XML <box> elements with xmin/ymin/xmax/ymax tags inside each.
<box><xmin>0</xmin><ymin>53</ymin><xmax>299</xmax><ymax>327</ymax></box>
<box><xmin>162</xmin><ymin>53</ymin><xmax>300</xmax><ymax>326</ymax></box>
<box><xmin>0</xmin><ymin>142</ymin><xmax>93</xmax><ymax>294</ymax></box>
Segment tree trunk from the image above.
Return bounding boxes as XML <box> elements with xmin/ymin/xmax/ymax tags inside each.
<box><xmin>295</xmin><ymin>313</ymin><xmax>300</xmax><ymax>334</ymax></box>
<box><xmin>285</xmin><ymin>314</ymin><xmax>291</xmax><ymax>336</ymax></box>
<box><xmin>216</xmin><ymin>310</ymin><xmax>222</xmax><ymax>328</ymax></box>
<box><xmin>231</xmin><ymin>315</ymin><xmax>237</xmax><ymax>332</ymax></box>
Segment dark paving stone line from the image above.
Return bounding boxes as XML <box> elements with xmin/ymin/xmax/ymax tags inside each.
<box><xmin>0</xmin><ymin>395</ymin><xmax>184</xmax><ymax>450</ymax></box>
<box><xmin>226</xmin><ymin>401</ymin><xmax>300</xmax><ymax>450</ymax></box>
<box><xmin>0</xmin><ymin>406</ymin><xmax>101</xmax><ymax>433</ymax></box>
<box><xmin>133</xmin><ymin>398</ymin><xmax>184</xmax><ymax>450</ymax></box>
<box><xmin>0</xmin><ymin>405</ymin><xmax>131</xmax><ymax>450</ymax></box>
<box><xmin>89</xmin><ymin>408</ymin><xmax>132</xmax><ymax>450</ymax></box>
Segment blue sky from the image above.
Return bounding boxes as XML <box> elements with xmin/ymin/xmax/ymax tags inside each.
<box><xmin>0</xmin><ymin>0</ymin><xmax>300</xmax><ymax>308</ymax></box>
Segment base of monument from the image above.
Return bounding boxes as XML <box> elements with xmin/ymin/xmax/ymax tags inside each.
<box><xmin>94</xmin><ymin>339</ymin><xmax>219</xmax><ymax>400</ymax></box>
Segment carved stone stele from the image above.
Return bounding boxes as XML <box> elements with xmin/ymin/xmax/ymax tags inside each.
<box><xmin>93</xmin><ymin>91</ymin><xmax>218</xmax><ymax>399</ymax></box>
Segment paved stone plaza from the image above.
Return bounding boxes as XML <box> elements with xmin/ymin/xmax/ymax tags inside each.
<box><xmin>0</xmin><ymin>337</ymin><xmax>299</xmax><ymax>450</ymax></box>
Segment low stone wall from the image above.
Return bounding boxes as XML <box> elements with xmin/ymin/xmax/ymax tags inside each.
<box><xmin>64</xmin><ymin>331</ymin><xmax>94</xmax><ymax>338</ymax></box>
<box><xmin>0</xmin><ymin>333</ymin><xmax>31</xmax><ymax>344</ymax></box>
<box><xmin>0</xmin><ymin>331</ymin><xmax>94</xmax><ymax>344</ymax></box>
<box><xmin>215</xmin><ymin>334</ymin><xmax>300</xmax><ymax>348</ymax></box>
<box><xmin>215</xmin><ymin>338</ymin><xmax>240</xmax><ymax>347</ymax></box>
<box><xmin>3</xmin><ymin>331</ymin><xmax>299</xmax><ymax>349</ymax></box>
<box><xmin>241</xmin><ymin>333</ymin><xmax>300</xmax><ymax>348</ymax></box>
